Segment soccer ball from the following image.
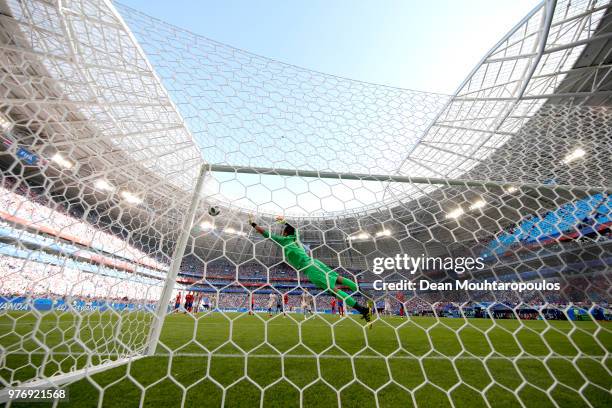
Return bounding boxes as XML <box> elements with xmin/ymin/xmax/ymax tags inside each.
<box><xmin>208</xmin><ymin>206</ymin><xmax>220</xmax><ymax>217</ymax></box>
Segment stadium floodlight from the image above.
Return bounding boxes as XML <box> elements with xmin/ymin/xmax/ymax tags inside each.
<box><xmin>119</xmin><ymin>190</ymin><xmax>142</xmax><ymax>205</ymax></box>
<box><xmin>469</xmin><ymin>199</ymin><xmax>486</xmax><ymax>210</ymax></box>
<box><xmin>200</xmin><ymin>221</ymin><xmax>214</xmax><ymax>230</ymax></box>
<box><xmin>445</xmin><ymin>207</ymin><xmax>464</xmax><ymax>219</ymax></box>
<box><xmin>0</xmin><ymin>114</ymin><xmax>12</xmax><ymax>132</ymax></box>
<box><xmin>94</xmin><ymin>179</ymin><xmax>115</xmax><ymax>192</ymax></box>
<box><xmin>562</xmin><ymin>147</ymin><xmax>586</xmax><ymax>164</ymax></box>
<box><xmin>51</xmin><ymin>152</ymin><xmax>73</xmax><ymax>169</ymax></box>
<box><xmin>375</xmin><ymin>229</ymin><xmax>391</xmax><ymax>237</ymax></box>
<box><xmin>224</xmin><ymin>227</ymin><xmax>246</xmax><ymax>236</ymax></box>
<box><xmin>504</xmin><ymin>185</ymin><xmax>519</xmax><ymax>194</ymax></box>
<box><xmin>349</xmin><ymin>232</ymin><xmax>371</xmax><ymax>240</ymax></box>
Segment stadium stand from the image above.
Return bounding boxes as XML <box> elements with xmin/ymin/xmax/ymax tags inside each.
<box><xmin>483</xmin><ymin>193</ymin><xmax>611</xmax><ymax>257</ymax></box>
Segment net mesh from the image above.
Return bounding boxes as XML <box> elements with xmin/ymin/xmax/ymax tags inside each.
<box><xmin>0</xmin><ymin>0</ymin><xmax>610</xmax><ymax>406</ymax></box>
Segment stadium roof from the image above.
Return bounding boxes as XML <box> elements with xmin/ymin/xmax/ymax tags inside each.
<box><xmin>0</xmin><ymin>0</ymin><xmax>610</xmax><ymax>226</ymax></box>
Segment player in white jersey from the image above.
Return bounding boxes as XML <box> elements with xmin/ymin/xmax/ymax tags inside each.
<box><xmin>384</xmin><ymin>296</ymin><xmax>392</xmax><ymax>316</ymax></box>
<box><xmin>301</xmin><ymin>292</ymin><xmax>312</xmax><ymax>316</ymax></box>
<box><xmin>267</xmin><ymin>292</ymin><xmax>277</xmax><ymax>316</ymax></box>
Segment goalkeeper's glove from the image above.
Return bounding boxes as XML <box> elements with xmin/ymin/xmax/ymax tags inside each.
<box><xmin>248</xmin><ymin>214</ymin><xmax>256</xmax><ymax>228</ymax></box>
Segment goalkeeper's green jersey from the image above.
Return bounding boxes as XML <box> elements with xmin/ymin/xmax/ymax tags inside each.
<box><xmin>263</xmin><ymin>230</ymin><xmax>338</xmax><ymax>290</ymax></box>
<box><xmin>262</xmin><ymin>230</ymin><xmax>311</xmax><ymax>271</ymax></box>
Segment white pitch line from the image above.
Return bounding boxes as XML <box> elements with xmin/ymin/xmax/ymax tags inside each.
<box><xmin>1</xmin><ymin>351</ymin><xmax>607</xmax><ymax>361</ymax></box>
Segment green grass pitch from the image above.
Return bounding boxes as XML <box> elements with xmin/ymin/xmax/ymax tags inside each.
<box><xmin>2</xmin><ymin>311</ymin><xmax>611</xmax><ymax>407</ymax></box>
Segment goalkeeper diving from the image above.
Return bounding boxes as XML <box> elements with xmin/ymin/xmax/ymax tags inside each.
<box><xmin>249</xmin><ymin>215</ymin><xmax>371</xmax><ymax>322</ymax></box>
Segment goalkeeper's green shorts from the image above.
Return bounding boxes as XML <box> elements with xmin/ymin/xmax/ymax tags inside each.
<box><xmin>304</xmin><ymin>259</ymin><xmax>338</xmax><ymax>291</ymax></box>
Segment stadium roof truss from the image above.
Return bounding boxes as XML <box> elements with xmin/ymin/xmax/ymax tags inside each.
<box><xmin>0</xmin><ymin>0</ymin><xmax>610</xmax><ymax>221</ymax></box>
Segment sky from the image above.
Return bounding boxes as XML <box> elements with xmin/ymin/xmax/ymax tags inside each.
<box><xmin>118</xmin><ymin>0</ymin><xmax>540</xmax><ymax>94</ymax></box>
<box><xmin>115</xmin><ymin>0</ymin><xmax>542</xmax><ymax>216</ymax></box>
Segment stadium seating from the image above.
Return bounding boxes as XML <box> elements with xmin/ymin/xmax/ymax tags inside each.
<box><xmin>0</xmin><ymin>255</ymin><xmax>165</xmax><ymax>301</ymax></box>
<box><xmin>0</xmin><ymin>179</ymin><xmax>608</xmax><ymax>316</ymax></box>
<box><xmin>0</xmin><ymin>182</ymin><xmax>167</xmax><ymax>270</ymax></box>
<box><xmin>484</xmin><ymin>193</ymin><xmax>610</xmax><ymax>257</ymax></box>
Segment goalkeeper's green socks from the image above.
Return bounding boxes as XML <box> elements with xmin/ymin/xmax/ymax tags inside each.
<box><xmin>334</xmin><ymin>290</ymin><xmax>371</xmax><ymax>322</ymax></box>
<box><xmin>339</xmin><ymin>277</ymin><xmax>358</xmax><ymax>292</ymax></box>
<box><xmin>333</xmin><ymin>276</ymin><xmax>369</xmax><ymax>322</ymax></box>
<box><xmin>335</xmin><ymin>290</ymin><xmax>357</xmax><ymax>307</ymax></box>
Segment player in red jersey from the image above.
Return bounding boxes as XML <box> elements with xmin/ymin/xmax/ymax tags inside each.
<box><xmin>283</xmin><ymin>293</ymin><xmax>289</xmax><ymax>316</ymax></box>
<box><xmin>397</xmin><ymin>292</ymin><xmax>406</xmax><ymax>318</ymax></box>
<box><xmin>184</xmin><ymin>292</ymin><xmax>194</xmax><ymax>313</ymax></box>
<box><xmin>174</xmin><ymin>292</ymin><xmax>182</xmax><ymax>313</ymax></box>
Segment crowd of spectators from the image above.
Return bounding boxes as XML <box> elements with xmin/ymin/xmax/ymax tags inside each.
<box><xmin>0</xmin><ymin>180</ymin><xmax>166</xmax><ymax>270</ymax></box>
<box><xmin>484</xmin><ymin>192</ymin><xmax>611</xmax><ymax>259</ymax></box>
<box><xmin>363</xmin><ymin>276</ymin><xmax>609</xmax><ymax>317</ymax></box>
<box><xmin>172</xmin><ymin>291</ymin><xmax>337</xmax><ymax>312</ymax></box>
<box><xmin>0</xmin><ymin>179</ymin><xmax>608</xmax><ymax>317</ymax></box>
<box><xmin>2</xmin><ymin>246</ymin><xmax>607</xmax><ymax>317</ymax></box>
<box><xmin>0</xmin><ymin>255</ymin><xmax>163</xmax><ymax>301</ymax></box>
<box><xmin>180</xmin><ymin>256</ymin><xmax>299</xmax><ymax>280</ymax></box>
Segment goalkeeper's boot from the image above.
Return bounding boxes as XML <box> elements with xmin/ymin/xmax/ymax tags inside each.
<box><xmin>354</xmin><ymin>304</ymin><xmax>371</xmax><ymax>323</ymax></box>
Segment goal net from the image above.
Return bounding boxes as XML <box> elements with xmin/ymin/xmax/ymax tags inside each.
<box><xmin>0</xmin><ymin>0</ymin><xmax>610</xmax><ymax>406</ymax></box>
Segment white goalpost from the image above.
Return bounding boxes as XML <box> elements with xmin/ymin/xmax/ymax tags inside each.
<box><xmin>145</xmin><ymin>164</ymin><xmax>208</xmax><ymax>357</ymax></box>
